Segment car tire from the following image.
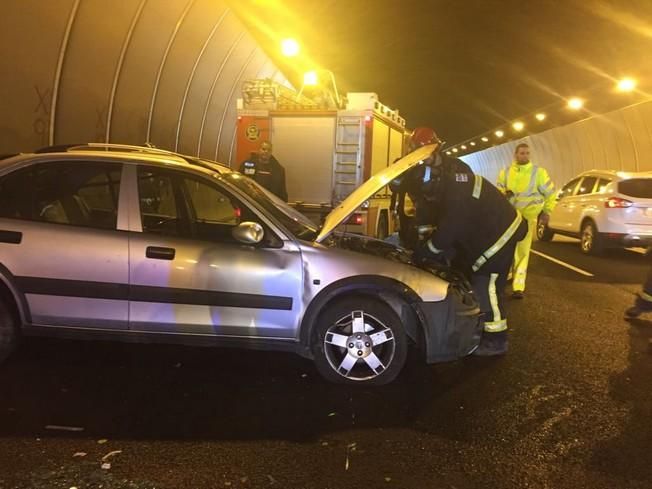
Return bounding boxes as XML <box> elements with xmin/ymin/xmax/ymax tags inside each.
<box><xmin>0</xmin><ymin>299</ymin><xmax>18</xmax><ymax>364</ymax></box>
<box><xmin>536</xmin><ymin>216</ymin><xmax>554</xmax><ymax>242</ymax></box>
<box><xmin>580</xmin><ymin>220</ymin><xmax>604</xmax><ymax>255</ymax></box>
<box><xmin>376</xmin><ymin>212</ymin><xmax>389</xmax><ymax>240</ymax></box>
<box><xmin>311</xmin><ymin>297</ymin><xmax>407</xmax><ymax>386</ymax></box>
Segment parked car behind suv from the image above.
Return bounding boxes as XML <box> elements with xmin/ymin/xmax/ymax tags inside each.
<box><xmin>537</xmin><ymin>170</ymin><xmax>652</xmax><ymax>254</ymax></box>
<box><xmin>0</xmin><ymin>143</ymin><xmax>481</xmax><ymax>385</ymax></box>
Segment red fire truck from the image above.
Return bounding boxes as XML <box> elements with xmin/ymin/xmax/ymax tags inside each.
<box><xmin>235</xmin><ymin>79</ymin><xmax>408</xmax><ymax>238</ymax></box>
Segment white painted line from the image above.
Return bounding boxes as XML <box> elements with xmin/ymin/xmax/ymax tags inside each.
<box><xmin>531</xmin><ymin>249</ymin><xmax>594</xmax><ymax>277</ymax></box>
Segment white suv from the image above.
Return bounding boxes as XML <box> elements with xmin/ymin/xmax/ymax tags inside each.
<box><xmin>537</xmin><ymin>170</ymin><xmax>652</xmax><ymax>254</ymax></box>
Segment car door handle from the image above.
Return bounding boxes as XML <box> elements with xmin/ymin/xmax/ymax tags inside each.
<box><xmin>146</xmin><ymin>246</ymin><xmax>176</xmax><ymax>260</ymax></box>
<box><xmin>0</xmin><ymin>230</ymin><xmax>22</xmax><ymax>244</ymax></box>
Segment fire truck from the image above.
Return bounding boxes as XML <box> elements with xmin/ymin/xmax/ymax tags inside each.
<box><xmin>235</xmin><ymin>79</ymin><xmax>408</xmax><ymax>239</ymax></box>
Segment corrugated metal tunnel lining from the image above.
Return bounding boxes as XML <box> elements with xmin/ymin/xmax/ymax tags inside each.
<box><xmin>0</xmin><ymin>0</ymin><xmax>289</xmax><ymax>165</ymax></box>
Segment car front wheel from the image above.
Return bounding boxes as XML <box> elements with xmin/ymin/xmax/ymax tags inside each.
<box><xmin>312</xmin><ymin>297</ymin><xmax>407</xmax><ymax>385</ymax></box>
<box><xmin>536</xmin><ymin>216</ymin><xmax>554</xmax><ymax>242</ymax></box>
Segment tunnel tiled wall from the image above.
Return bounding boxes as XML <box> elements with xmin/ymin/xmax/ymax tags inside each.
<box><xmin>0</xmin><ymin>0</ymin><xmax>289</xmax><ymax>166</ymax></box>
<box><xmin>461</xmin><ymin>100</ymin><xmax>652</xmax><ymax>189</ymax></box>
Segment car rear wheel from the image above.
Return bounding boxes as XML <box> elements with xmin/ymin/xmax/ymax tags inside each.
<box><xmin>0</xmin><ymin>299</ymin><xmax>18</xmax><ymax>364</ymax></box>
<box><xmin>312</xmin><ymin>297</ymin><xmax>407</xmax><ymax>385</ymax></box>
<box><xmin>580</xmin><ymin>220</ymin><xmax>604</xmax><ymax>255</ymax></box>
<box><xmin>536</xmin><ymin>216</ymin><xmax>554</xmax><ymax>242</ymax></box>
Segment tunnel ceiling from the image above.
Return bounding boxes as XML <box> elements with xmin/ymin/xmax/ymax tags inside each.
<box><xmin>0</xmin><ymin>0</ymin><xmax>290</xmax><ymax>165</ymax></box>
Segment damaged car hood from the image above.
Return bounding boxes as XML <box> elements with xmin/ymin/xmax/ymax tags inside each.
<box><xmin>315</xmin><ymin>143</ymin><xmax>438</xmax><ymax>243</ymax></box>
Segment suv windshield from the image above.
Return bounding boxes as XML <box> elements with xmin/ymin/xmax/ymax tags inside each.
<box><xmin>618</xmin><ymin>178</ymin><xmax>652</xmax><ymax>199</ymax></box>
<box><xmin>222</xmin><ymin>173</ymin><xmax>319</xmax><ymax>241</ymax></box>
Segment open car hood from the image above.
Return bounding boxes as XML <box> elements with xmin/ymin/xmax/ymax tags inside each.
<box><xmin>315</xmin><ymin>143</ymin><xmax>438</xmax><ymax>243</ymax></box>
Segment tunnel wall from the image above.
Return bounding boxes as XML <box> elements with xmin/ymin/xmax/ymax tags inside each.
<box><xmin>461</xmin><ymin>100</ymin><xmax>652</xmax><ymax>189</ymax></box>
<box><xmin>0</xmin><ymin>0</ymin><xmax>289</xmax><ymax>166</ymax></box>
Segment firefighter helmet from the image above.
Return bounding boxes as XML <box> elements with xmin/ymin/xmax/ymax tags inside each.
<box><xmin>409</xmin><ymin>127</ymin><xmax>440</xmax><ymax>151</ymax></box>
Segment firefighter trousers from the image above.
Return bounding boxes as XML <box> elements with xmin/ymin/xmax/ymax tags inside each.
<box><xmin>513</xmin><ymin>216</ymin><xmax>537</xmax><ymax>292</ymax></box>
<box><xmin>472</xmin><ymin>220</ymin><xmax>527</xmax><ymax>333</ymax></box>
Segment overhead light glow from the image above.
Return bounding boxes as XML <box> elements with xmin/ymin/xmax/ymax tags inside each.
<box><xmin>535</xmin><ymin>113</ymin><xmax>546</xmax><ymax>121</ymax></box>
<box><xmin>470</xmin><ymin>142</ymin><xmax>476</xmax><ymax>146</ymax></box>
<box><xmin>481</xmin><ymin>137</ymin><xmax>489</xmax><ymax>142</ymax></box>
<box><xmin>461</xmin><ymin>145</ymin><xmax>467</xmax><ymax>150</ymax></box>
<box><xmin>446</xmin><ymin>151</ymin><xmax>452</xmax><ymax>155</ymax></box>
<box><xmin>303</xmin><ymin>70</ymin><xmax>318</xmax><ymax>86</ymax></box>
<box><xmin>452</xmin><ymin>148</ymin><xmax>459</xmax><ymax>153</ymax></box>
<box><xmin>512</xmin><ymin>121</ymin><xmax>525</xmax><ymax>132</ymax></box>
<box><xmin>495</xmin><ymin>130</ymin><xmax>504</xmax><ymax>138</ymax></box>
<box><xmin>567</xmin><ymin>97</ymin><xmax>584</xmax><ymax>110</ymax></box>
<box><xmin>281</xmin><ymin>38</ymin><xmax>300</xmax><ymax>57</ymax></box>
<box><xmin>617</xmin><ymin>77</ymin><xmax>637</xmax><ymax>92</ymax></box>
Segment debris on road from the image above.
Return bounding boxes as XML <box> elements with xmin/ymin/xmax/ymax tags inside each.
<box><xmin>102</xmin><ymin>450</ymin><xmax>122</xmax><ymax>461</ymax></box>
<box><xmin>72</xmin><ymin>452</ymin><xmax>87</xmax><ymax>458</ymax></box>
<box><xmin>97</xmin><ymin>439</ymin><xmax>108</xmax><ymax>444</ymax></box>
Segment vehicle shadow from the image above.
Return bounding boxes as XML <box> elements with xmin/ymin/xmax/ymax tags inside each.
<box><xmin>0</xmin><ymin>338</ymin><xmax>504</xmax><ymax>443</ymax></box>
<box><xmin>589</xmin><ymin>317</ymin><xmax>652</xmax><ymax>482</ymax></box>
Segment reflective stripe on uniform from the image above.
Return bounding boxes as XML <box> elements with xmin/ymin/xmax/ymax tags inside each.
<box><xmin>641</xmin><ymin>291</ymin><xmax>652</xmax><ymax>303</ymax></box>
<box><xmin>539</xmin><ymin>179</ymin><xmax>555</xmax><ymax>196</ymax></box>
<box><xmin>484</xmin><ymin>318</ymin><xmax>507</xmax><ymax>332</ymax></box>
<box><xmin>511</xmin><ymin>165</ymin><xmax>540</xmax><ymax>207</ymax></box>
<box><xmin>472</xmin><ymin>213</ymin><xmax>523</xmax><ymax>272</ymax></box>
<box><xmin>488</xmin><ymin>273</ymin><xmax>501</xmax><ymax>322</ymax></box>
<box><xmin>427</xmin><ymin>240</ymin><xmax>442</xmax><ymax>254</ymax></box>
<box><xmin>472</xmin><ymin>174</ymin><xmax>483</xmax><ymax>199</ymax></box>
<box><xmin>513</xmin><ymin>196</ymin><xmax>545</xmax><ymax>209</ymax></box>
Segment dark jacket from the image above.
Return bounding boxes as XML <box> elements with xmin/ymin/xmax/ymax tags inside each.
<box><xmin>239</xmin><ymin>155</ymin><xmax>288</xmax><ymax>201</ymax></box>
<box><xmin>420</xmin><ymin>155</ymin><xmax>526</xmax><ymax>269</ymax></box>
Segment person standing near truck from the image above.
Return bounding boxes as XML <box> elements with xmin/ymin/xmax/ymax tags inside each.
<box><xmin>239</xmin><ymin>141</ymin><xmax>288</xmax><ymax>201</ymax></box>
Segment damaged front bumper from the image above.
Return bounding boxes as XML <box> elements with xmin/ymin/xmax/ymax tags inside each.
<box><xmin>413</xmin><ymin>283</ymin><xmax>483</xmax><ymax>363</ymax></box>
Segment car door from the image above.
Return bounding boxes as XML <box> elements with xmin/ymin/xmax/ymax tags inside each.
<box><xmin>127</xmin><ymin>165</ymin><xmax>303</xmax><ymax>339</ymax></box>
<box><xmin>549</xmin><ymin>177</ymin><xmax>581</xmax><ymax>232</ymax></box>
<box><xmin>0</xmin><ymin>160</ymin><xmax>128</xmax><ymax>329</ymax></box>
<box><xmin>573</xmin><ymin>176</ymin><xmax>599</xmax><ymax>225</ymax></box>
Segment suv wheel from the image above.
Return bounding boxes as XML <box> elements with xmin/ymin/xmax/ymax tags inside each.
<box><xmin>312</xmin><ymin>297</ymin><xmax>407</xmax><ymax>385</ymax></box>
<box><xmin>536</xmin><ymin>216</ymin><xmax>554</xmax><ymax>242</ymax></box>
<box><xmin>0</xmin><ymin>299</ymin><xmax>18</xmax><ymax>364</ymax></box>
<box><xmin>580</xmin><ymin>220</ymin><xmax>604</xmax><ymax>255</ymax></box>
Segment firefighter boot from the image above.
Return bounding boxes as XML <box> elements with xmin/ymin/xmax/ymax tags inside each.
<box><xmin>625</xmin><ymin>295</ymin><xmax>652</xmax><ymax>318</ymax></box>
<box><xmin>473</xmin><ymin>331</ymin><xmax>509</xmax><ymax>356</ymax></box>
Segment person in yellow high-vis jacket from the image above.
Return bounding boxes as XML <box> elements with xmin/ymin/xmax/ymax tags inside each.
<box><xmin>497</xmin><ymin>143</ymin><xmax>556</xmax><ymax>299</ymax></box>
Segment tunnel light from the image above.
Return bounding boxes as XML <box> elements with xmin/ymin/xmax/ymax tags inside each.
<box><xmin>470</xmin><ymin>141</ymin><xmax>476</xmax><ymax>146</ymax></box>
<box><xmin>303</xmin><ymin>71</ymin><xmax>318</xmax><ymax>86</ymax></box>
<box><xmin>481</xmin><ymin>136</ymin><xmax>489</xmax><ymax>142</ymax></box>
<box><xmin>512</xmin><ymin>121</ymin><xmax>525</xmax><ymax>132</ymax></box>
<box><xmin>535</xmin><ymin>113</ymin><xmax>546</xmax><ymax>121</ymax></box>
<box><xmin>461</xmin><ymin>145</ymin><xmax>467</xmax><ymax>150</ymax></box>
<box><xmin>452</xmin><ymin>148</ymin><xmax>459</xmax><ymax>153</ymax></box>
<box><xmin>617</xmin><ymin>77</ymin><xmax>637</xmax><ymax>92</ymax></box>
<box><xmin>495</xmin><ymin>130</ymin><xmax>504</xmax><ymax>138</ymax></box>
<box><xmin>281</xmin><ymin>38</ymin><xmax>300</xmax><ymax>57</ymax></box>
<box><xmin>446</xmin><ymin>151</ymin><xmax>452</xmax><ymax>155</ymax></box>
<box><xmin>567</xmin><ymin>97</ymin><xmax>584</xmax><ymax>110</ymax></box>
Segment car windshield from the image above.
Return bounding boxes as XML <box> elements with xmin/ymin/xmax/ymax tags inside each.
<box><xmin>222</xmin><ymin>173</ymin><xmax>319</xmax><ymax>241</ymax></box>
<box><xmin>618</xmin><ymin>178</ymin><xmax>652</xmax><ymax>199</ymax></box>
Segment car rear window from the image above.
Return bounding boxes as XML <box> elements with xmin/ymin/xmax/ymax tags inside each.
<box><xmin>618</xmin><ymin>179</ymin><xmax>652</xmax><ymax>198</ymax></box>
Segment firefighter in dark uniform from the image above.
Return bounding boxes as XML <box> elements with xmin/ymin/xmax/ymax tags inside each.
<box><xmin>402</xmin><ymin>127</ymin><xmax>528</xmax><ymax>355</ymax></box>
<box><xmin>239</xmin><ymin>141</ymin><xmax>288</xmax><ymax>201</ymax></box>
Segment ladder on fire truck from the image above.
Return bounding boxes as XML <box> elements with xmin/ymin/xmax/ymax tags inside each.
<box><xmin>333</xmin><ymin>115</ymin><xmax>364</xmax><ymax>204</ymax></box>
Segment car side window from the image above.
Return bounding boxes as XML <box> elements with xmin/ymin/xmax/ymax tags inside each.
<box><xmin>182</xmin><ymin>177</ymin><xmax>251</xmax><ymax>243</ymax></box>
<box><xmin>576</xmin><ymin>176</ymin><xmax>597</xmax><ymax>196</ymax></box>
<box><xmin>597</xmin><ymin>178</ymin><xmax>611</xmax><ymax>193</ymax></box>
<box><xmin>137</xmin><ymin>168</ymin><xmax>189</xmax><ymax>237</ymax></box>
<box><xmin>558</xmin><ymin>177</ymin><xmax>581</xmax><ymax>199</ymax></box>
<box><xmin>0</xmin><ymin>162</ymin><xmax>121</xmax><ymax>230</ymax></box>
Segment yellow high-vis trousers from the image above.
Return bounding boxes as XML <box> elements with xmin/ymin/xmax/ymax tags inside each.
<box><xmin>513</xmin><ymin>217</ymin><xmax>536</xmax><ymax>292</ymax></box>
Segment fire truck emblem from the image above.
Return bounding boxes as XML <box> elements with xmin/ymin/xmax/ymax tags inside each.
<box><xmin>245</xmin><ymin>124</ymin><xmax>260</xmax><ymax>141</ymax></box>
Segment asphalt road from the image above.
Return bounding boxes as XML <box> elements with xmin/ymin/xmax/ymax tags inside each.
<box><xmin>1</xmin><ymin>237</ymin><xmax>651</xmax><ymax>489</ymax></box>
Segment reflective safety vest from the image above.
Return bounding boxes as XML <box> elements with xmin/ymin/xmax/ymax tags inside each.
<box><xmin>497</xmin><ymin>162</ymin><xmax>556</xmax><ymax>220</ymax></box>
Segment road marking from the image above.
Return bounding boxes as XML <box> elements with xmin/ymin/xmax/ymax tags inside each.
<box><xmin>531</xmin><ymin>249</ymin><xmax>594</xmax><ymax>277</ymax></box>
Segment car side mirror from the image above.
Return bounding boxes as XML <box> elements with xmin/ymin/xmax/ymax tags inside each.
<box><xmin>232</xmin><ymin>221</ymin><xmax>264</xmax><ymax>244</ymax></box>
